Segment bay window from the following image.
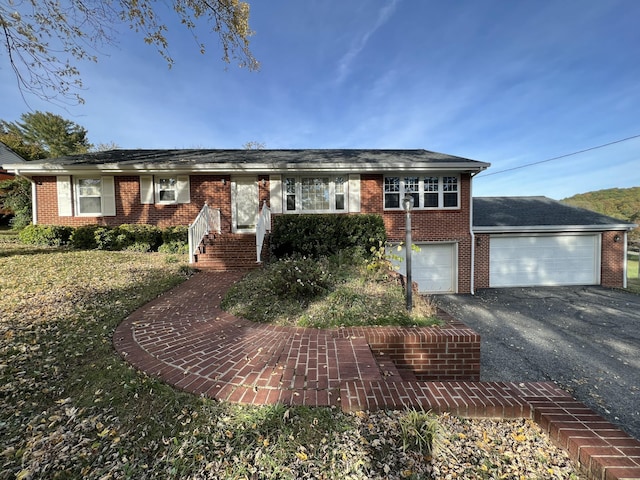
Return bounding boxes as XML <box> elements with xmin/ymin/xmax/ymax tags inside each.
<box><xmin>284</xmin><ymin>176</ymin><xmax>347</xmax><ymax>213</ymax></box>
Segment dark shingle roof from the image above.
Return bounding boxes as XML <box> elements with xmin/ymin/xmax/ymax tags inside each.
<box><xmin>474</xmin><ymin>196</ymin><xmax>635</xmax><ymax>230</ymax></box>
<box><xmin>0</xmin><ymin>142</ymin><xmax>26</xmax><ymax>165</ymax></box>
<box><xmin>2</xmin><ymin>148</ymin><xmax>490</xmax><ymax>173</ymax></box>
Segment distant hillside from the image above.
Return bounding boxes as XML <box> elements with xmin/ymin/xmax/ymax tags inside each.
<box><xmin>561</xmin><ymin>187</ymin><xmax>640</xmax><ymax>246</ymax></box>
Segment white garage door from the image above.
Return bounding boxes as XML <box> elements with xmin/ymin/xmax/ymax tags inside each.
<box><xmin>490</xmin><ymin>234</ymin><xmax>600</xmax><ymax>287</ymax></box>
<box><xmin>392</xmin><ymin>243</ymin><xmax>457</xmax><ymax>294</ymax></box>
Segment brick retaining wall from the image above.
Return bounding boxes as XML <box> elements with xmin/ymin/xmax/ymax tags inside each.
<box><xmin>340</xmin><ymin>310</ymin><xmax>480</xmax><ymax>381</ymax></box>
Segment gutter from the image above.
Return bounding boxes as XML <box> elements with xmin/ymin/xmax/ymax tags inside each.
<box><xmin>473</xmin><ymin>224</ymin><xmax>637</xmax><ymax>233</ymax></box>
<box><xmin>1</xmin><ymin>162</ymin><xmax>492</xmax><ymax>176</ymax></box>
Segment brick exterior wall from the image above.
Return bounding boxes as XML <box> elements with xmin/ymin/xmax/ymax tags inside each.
<box><xmin>601</xmin><ymin>231</ymin><xmax>627</xmax><ymax>288</ymax></box>
<box><xmin>474</xmin><ymin>233</ymin><xmax>491</xmax><ymax>289</ymax></box>
<box><xmin>360</xmin><ymin>173</ymin><xmax>474</xmax><ymax>294</ymax></box>
<box><xmin>33</xmin><ymin>175</ymin><xmax>234</xmax><ymax>230</ymax></box>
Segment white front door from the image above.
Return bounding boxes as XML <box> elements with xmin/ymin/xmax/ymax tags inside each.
<box><xmin>232</xmin><ymin>177</ymin><xmax>259</xmax><ymax>233</ymax></box>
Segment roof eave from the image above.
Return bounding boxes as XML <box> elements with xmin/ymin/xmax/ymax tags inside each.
<box><xmin>4</xmin><ymin>161</ymin><xmax>491</xmax><ymax>175</ymax></box>
<box><xmin>474</xmin><ymin>224</ymin><xmax>637</xmax><ymax>233</ymax></box>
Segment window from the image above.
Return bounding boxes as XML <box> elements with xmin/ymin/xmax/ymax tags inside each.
<box><xmin>77</xmin><ymin>178</ymin><xmax>102</xmax><ymax>214</ymax></box>
<box><xmin>384</xmin><ymin>175</ymin><xmax>460</xmax><ymax>209</ymax></box>
<box><xmin>157</xmin><ymin>177</ymin><xmax>177</xmax><ymax>202</ymax></box>
<box><xmin>384</xmin><ymin>177</ymin><xmax>400</xmax><ymax>209</ymax></box>
<box><xmin>72</xmin><ymin>176</ymin><xmax>115</xmax><ymax>216</ymax></box>
<box><xmin>140</xmin><ymin>175</ymin><xmax>190</xmax><ymax>205</ymax></box>
<box><xmin>284</xmin><ymin>176</ymin><xmax>348</xmax><ymax>213</ymax></box>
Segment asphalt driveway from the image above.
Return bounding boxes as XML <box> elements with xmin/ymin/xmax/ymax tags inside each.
<box><xmin>436</xmin><ymin>286</ymin><xmax>640</xmax><ymax>440</ymax></box>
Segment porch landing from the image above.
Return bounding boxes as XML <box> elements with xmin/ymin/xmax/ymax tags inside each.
<box><xmin>113</xmin><ymin>270</ymin><xmax>640</xmax><ymax>480</ymax></box>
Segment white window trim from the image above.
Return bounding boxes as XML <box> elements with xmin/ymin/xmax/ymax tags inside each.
<box><xmin>283</xmin><ymin>175</ymin><xmax>350</xmax><ymax>214</ymax></box>
<box><xmin>73</xmin><ymin>176</ymin><xmax>116</xmax><ymax>217</ymax></box>
<box><xmin>383</xmin><ymin>174</ymin><xmax>460</xmax><ymax>210</ymax></box>
<box><xmin>139</xmin><ymin>175</ymin><xmax>190</xmax><ymax>205</ymax></box>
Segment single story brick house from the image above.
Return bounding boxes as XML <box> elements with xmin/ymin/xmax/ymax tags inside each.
<box><xmin>1</xmin><ymin>148</ymin><xmax>635</xmax><ymax>293</ymax></box>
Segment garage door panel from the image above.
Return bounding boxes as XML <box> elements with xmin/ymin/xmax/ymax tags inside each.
<box><xmin>391</xmin><ymin>243</ymin><xmax>457</xmax><ymax>294</ymax></box>
<box><xmin>490</xmin><ymin>234</ymin><xmax>600</xmax><ymax>287</ymax></box>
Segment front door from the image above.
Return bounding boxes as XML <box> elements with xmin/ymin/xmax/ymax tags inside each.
<box><xmin>232</xmin><ymin>177</ymin><xmax>259</xmax><ymax>233</ymax></box>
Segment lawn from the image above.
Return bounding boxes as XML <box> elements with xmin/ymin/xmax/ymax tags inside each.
<box><xmin>628</xmin><ymin>252</ymin><xmax>640</xmax><ymax>294</ymax></box>
<box><xmin>0</xmin><ymin>242</ymin><xmax>583</xmax><ymax>479</ymax></box>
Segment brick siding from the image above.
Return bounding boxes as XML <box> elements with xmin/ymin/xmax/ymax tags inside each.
<box><xmin>33</xmin><ymin>173</ymin><xmax>627</xmax><ymax>290</ymax></box>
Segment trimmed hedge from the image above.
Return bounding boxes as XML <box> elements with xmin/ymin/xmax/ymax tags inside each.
<box><xmin>19</xmin><ymin>224</ymin><xmax>188</xmax><ymax>253</ymax></box>
<box><xmin>270</xmin><ymin>214</ymin><xmax>386</xmax><ymax>259</ymax></box>
<box><xmin>19</xmin><ymin>225</ymin><xmax>74</xmax><ymax>247</ymax></box>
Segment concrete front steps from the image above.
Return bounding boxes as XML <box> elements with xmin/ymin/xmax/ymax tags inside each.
<box><xmin>193</xmin><ymin>233</ymin><xmax>266</xmax><ymax>270</ymax></box>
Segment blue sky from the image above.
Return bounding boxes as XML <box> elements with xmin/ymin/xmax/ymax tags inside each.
<box><xmin>2</xmin><ymin>0</ymin><xmax>640</xmax><ymax>200</ymax></box>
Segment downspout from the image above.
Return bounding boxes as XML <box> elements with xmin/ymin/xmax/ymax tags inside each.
<box><xmin>469</xmin><ymin>172</ymin><xmax>478</xmax><ymax>295</ymax></box>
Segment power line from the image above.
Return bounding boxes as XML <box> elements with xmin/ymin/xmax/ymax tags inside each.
<box><xmin>476</xmin><ymin>133</ymin><xmax>640</xmax><ymax>178</ymax></box>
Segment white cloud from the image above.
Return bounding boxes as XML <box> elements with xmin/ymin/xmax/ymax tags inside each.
<box><xmin>334</xmin><ymin>0</ymin><xmax>401</xmax><ymax>85</ymax></box>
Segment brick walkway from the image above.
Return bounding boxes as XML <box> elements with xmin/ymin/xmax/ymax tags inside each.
<box><xmin>113</xmin><ymin>270</ymin><xmax>640</xmax><ymax>480</ymax></box>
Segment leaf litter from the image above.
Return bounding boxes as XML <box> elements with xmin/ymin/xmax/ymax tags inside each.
<box><xmin>0</xmin><ymin>243</ymin><xmax>585</xmax><ymax>479</ymax></box>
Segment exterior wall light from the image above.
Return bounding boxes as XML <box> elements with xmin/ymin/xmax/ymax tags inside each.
<box><xmin>614</xmin><ymin>234</ymin><xmax>621</xmax><ymax>243</ymax></box>
<box><xmin>221</xmin><ymin>178</ymin><xmax>226</xmax><ymax>185</ymax></box>
<box><xmin>402</xmin><ymin>195</ymin><xmax>414</xmax><ymax>311</ymax></box>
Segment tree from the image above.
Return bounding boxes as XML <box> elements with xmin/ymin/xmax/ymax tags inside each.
<box><xmin>0</xmin><ymin>176</ymin><xmax>31</xmax><ymax>229</ymax></box>
<box><xmin>1</xmin><ymin>111</ymin><xmax>91</xmax><ymax>158</ymax></box>
<box><xmin>0</xmin><ymin>0</ymin><xmax>258</xmax><ymax>105</ymax></box>
<box><xmin>0</xmin><ymin>111</ymin><xmax>94</xmax><ymax>228</ymax></box>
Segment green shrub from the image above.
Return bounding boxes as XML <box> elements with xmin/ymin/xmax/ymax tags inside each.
<box><xmin>270</xmin><ymin>214</ymin><xmax>386</xmax><ymax>259</ymax></box>
<box><xmin>267</xmin><ymin>256</ymin><xmax>333</xmax><ymax>301</ymax></box>
<box><xmin>69</xmin><ymin>225</ymin><xmax>99</xmax><ymax>249</ymax></box>
<box><xmin>158</xmin><ymin>240</ymin><xmax>189</xmax><ymax>255</ymax></box>
<box><xmin>162</xmin><ymin>225</ymin><xmax>189</xmax><ymax>244</ymax></box>
<box><xmin>116</xmin><ymin>224</ymin><xmax>162</xmax><ymax>251</ymax></box>
<box><xmin>94</xmin><ymin>226</ymin><xmax>119</xmax><ymax>250</ymax></box>
<box><xmin>18</xmin><ymin>224</ymin><xmax>73</xmax><ymax>246</ymax></box>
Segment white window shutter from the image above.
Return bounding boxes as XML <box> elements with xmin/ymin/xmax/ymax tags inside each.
<box><xmin>269</xmin><ymin>175</ymin><xmax>282</xmax><ymax>213</ymax></box>
<box><xmin>140</xmin><ymin>175</ymin><xmax>154</xmax><ymax>204</ymax></box>
<box><xmin>348</xmin><ymin>174</ymin><xmax>360</xmax><ymax>212</ymax></box>
<box><xmin>101</xmin><ymin>176</ymin><xmax>116</xmax><ymax>216</ymax></box>
<box><xmin>56</xmin><ymin>176</ymin><xmax>72</xmax><ymax>217</ymax></box>
<box><xmin>176</xmin><ymin>175</ymin><xmax>190</xmax><ymax>204</ymax></box>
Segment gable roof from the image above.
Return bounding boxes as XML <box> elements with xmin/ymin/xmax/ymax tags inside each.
<box><xmin>0</xmin><ymin>142</ymin><xmax>26</xmax><ymax>166</ymax></box>
<box><xmin>473</xmin><ymin>196</ymin><xmax>636</xmax><ymax>232</ymax></box>
<box><xmin>1</xmin><ymin>148</ymin><xmax>490</xmax><ymax>174</ymax></box>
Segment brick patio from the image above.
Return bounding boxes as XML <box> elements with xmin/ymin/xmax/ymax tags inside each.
<box><xmin>113</xmin><ymin>270</ymin><xmax>640</xmax><ymax>480</ymax></box>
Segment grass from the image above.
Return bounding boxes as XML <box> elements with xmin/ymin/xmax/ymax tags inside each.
<box><xmin>627</xmin><ymin>252</ymin><xmax>640</xmax><ymax>294</ymax></box>
<box><xmin>221</xmin><ymin>255</ymin><xmax>441</xmax><ymax>328</ymax></box>
<box><xmin>0</xmin><ymin>242</ymin><xmax>585</xmax><ymax>479</ymax></box>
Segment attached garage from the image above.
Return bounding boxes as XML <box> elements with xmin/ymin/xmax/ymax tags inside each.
<box><xmin>489</xmin><ymin>234</ymin><xmax>600</xmax><ymax>287</ymax></box>
<box><xmin>473</xmin><ymin>197</ymin><xmax>636</xmax><ymax>291</ymax></box>
<box><xmin>392</xmin><ymin>242</ymin><xmax>457</xmax><ymax>294</ymax></box>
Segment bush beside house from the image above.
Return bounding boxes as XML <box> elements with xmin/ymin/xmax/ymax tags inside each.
<box><xmin>18</xmin><ymin>223</ymin><xmax>189</xmax><ymax>253</ymax></box>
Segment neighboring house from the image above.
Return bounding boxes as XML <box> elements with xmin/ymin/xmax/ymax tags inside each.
<box><xmin>0</xmin><ymin>142</ymin><xmax>25</xmax><ymax>218</ymax></box>
<box><xmin>1</xmin><ymin>149</ymin><xmax>635</xmax><ymax>293</ymax></box>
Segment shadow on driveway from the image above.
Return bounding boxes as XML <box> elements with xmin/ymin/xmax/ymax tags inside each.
<box><xmin>436</xmin><ymin>286</ymin><xmax>640</xmax><ymax>440</ymax></box>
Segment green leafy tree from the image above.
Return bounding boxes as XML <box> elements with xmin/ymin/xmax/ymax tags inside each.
<box><xmin>0</xmin><ymin>0</ymin><xmax>258</xmax><ymax>105</ymax></box>
<box><xmin>0</xmin><ymin>177</ymin><xmax>31</xmax><ymax>229</ymax></box>
<box><xmin>1</xmin><ymin>111</ymin><xmax>91</xmax><ymax>158</ymax></box>
<box><xmin>0</xmin><ymin>111</ymin><xmax>94</xmax><ymax>228</ymax></box>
